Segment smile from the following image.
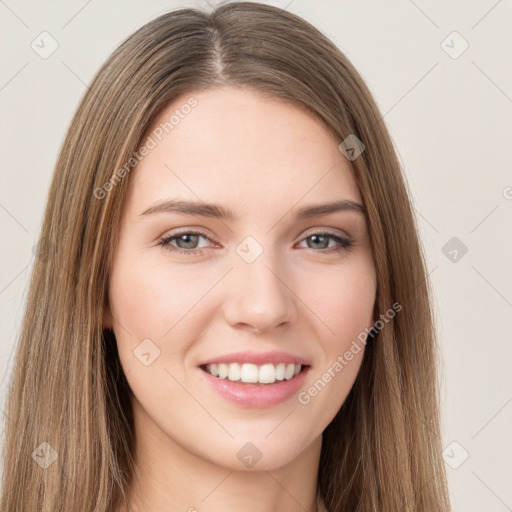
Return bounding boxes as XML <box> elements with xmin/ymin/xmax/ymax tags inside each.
<box><xmin>202</xmin><ymin>362</ymin><xmax>305</xmax><ymax>384</ymax></box>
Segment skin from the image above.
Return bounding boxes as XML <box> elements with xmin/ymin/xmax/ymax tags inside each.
<box><xmin>105</xmin><ymin>86</ymin><xmax>377</xmax><ymax>512</ymax></box>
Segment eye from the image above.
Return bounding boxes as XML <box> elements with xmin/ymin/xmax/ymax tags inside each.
<box><xmin>297</xmin><ymin>232</ymin><xmax>353</xmax><ymax>253</ymax></box>
<box><xmin>157</xmin><ymin>230</ymin><xmax>214</xmax><ymax>256</ymax></box>
<box><xmin>157</xmin><ymin>229</ymin><xmax>352</xmax><ymax>257</ymax></box>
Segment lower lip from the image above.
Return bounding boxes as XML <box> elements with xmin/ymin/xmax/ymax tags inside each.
<box><xmin>199</xmin><ymin>366</ymin><xmax>310</xmax><ymax>408</ymax></box>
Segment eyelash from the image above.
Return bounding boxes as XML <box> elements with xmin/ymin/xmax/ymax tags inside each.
<box><xmin>157</xmin><ymin>230</ymin><xmax>353</xmax><ymax>256</ymax></box>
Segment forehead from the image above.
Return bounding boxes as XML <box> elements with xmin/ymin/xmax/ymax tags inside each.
<box><xmin>126</xmin><ymin>87</ymin><xmax>362</xmax><ymax>216</ymax></box>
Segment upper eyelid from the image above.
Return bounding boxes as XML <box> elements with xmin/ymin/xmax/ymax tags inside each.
<box><xmin>301</xmin><ymin>226</ymin><xmax>351</xmax><ymax>239</ymax></box>
<box><xmin>161</xmin><ymin>229</ymin><xmax>216</xmax><ymax>244</ymax></box>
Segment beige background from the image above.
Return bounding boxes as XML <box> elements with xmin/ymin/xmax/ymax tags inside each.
<box><xmin>1</xmin><ymin>1</ymin><xmax>511</xmax><ymax>510</ymax></box>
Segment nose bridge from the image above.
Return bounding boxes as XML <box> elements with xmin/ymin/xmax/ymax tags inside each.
<box><xmin>223</xmin><ymin>234</ymin><xmax>297</xmax><ymax>332</ymax></box>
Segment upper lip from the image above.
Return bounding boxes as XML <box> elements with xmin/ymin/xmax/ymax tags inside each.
<box><xmin>199</xmin><ymin>350</ymin><xmax>310</xmax><ymax>367</ymax></box>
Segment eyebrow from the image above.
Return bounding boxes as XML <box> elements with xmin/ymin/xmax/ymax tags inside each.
<box><xmin>140</xmin><ymin>198</ymin><xmax>365</xmax><ymax>219</ymax></box>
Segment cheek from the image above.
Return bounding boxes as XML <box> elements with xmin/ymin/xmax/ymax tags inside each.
<box><xmin>304</xmin><ymin>261</ymin><xmax>376</xmax><ymax>348</ymax></box>
<box><xmin>107</xmin><ymin>255</ymin><xmax>204</xmax><ymax>404</ymax></box>
<box><xmin>109</xmin><ymin>252</ymin><xmax>206</xmax><ymax>338</ymax></box>
<box><xmin>295</xmin><ymin>265</ymin><xmax>375</xmax><ymax>423</ymax></box>
<box><xmin>108</xmin><ymin>249</ymin><xmax>225</xmax><ymax>383</ymax></box>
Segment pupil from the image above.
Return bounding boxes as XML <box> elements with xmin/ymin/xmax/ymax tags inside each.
<box><xmin>310</xmin><ymin>235</ymin><xmax>328</xmax><ymax>249</ymax></box>
<box><xmin>178</xmin><ymin>234</ymin><xmax>198</xmax><ymax>249</ymax></box>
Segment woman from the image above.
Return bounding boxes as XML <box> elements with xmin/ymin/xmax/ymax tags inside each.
<box><xmin>0</xmin><ymin>2</ymin><xmax>451</xmax><ymax>511</ymax></box>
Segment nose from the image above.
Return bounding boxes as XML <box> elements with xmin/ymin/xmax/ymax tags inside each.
<box><xmin>222</xmin><ymin>246</ymin><xmax>298</xmax><ymax>334</ymax></box>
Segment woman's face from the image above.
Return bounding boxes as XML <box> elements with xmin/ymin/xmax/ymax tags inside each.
<box><xmin>106</xmin><ymin>86</ymin><xmax>376</xmax><ymax>471</ymax></box>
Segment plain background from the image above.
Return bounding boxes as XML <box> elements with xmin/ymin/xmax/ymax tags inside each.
<box><xmin>0</xmin><ymin>0</ymin><xmax>511</xmax><ymax>510</ymax></box>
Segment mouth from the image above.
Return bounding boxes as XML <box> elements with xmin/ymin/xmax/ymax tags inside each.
<box><xmin>200</xmin><ymin>362</ymin><xmax>310</xmax><ymax>385</ymax></box>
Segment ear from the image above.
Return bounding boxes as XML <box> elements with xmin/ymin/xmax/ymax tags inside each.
<box><xmin>103</xmin><ymin>301</ymin><xmax>114</xmax><ymax>330</ymax></box>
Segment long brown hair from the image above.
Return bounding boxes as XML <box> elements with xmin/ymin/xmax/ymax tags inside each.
<box><xmin>0</xmin><ymin>2</ymin><xmax>451</xmax><ymax>510</ymax></box>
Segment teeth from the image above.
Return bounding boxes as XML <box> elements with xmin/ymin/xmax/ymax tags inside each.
<box><xmin>275</xmin><ymin>362</ymin><xmax>285</xmax><ymax>380</ymax></box>
<box><xmin>205</xmin><ymin>362</ymin><xmax>303</xmax><ymax>384</ymax></box>
<box><xmin>218</xmin><ymin>363</ymin><xmax>229</xmax><ymax>379</ymax></box>
<box><xmin>259</xmin><ymin>364</ymin><xmax>275</xmax><ymax>384</ymax></box>
<box><xmin>284</xmin><ymin>363</ymin><xmax>295</xmax><ymax>380</ymax></box>
<box><xmin>240</xmin><ymin>363</ymin><xmax>259</xmax><ymax>383</ymax></box>
<box><xmin>228</xmin><ymin>363</ymin><xmax>241</xmax><ymax>381</ymax></box>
